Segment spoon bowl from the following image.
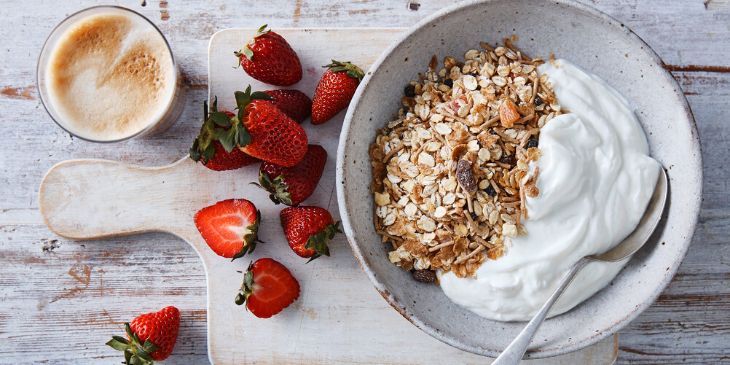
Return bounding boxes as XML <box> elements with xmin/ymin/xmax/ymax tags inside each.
<box><xmin>590</xmin><ymin>169</ymin><xmax>668</xmax><ymax>262</ymax></box>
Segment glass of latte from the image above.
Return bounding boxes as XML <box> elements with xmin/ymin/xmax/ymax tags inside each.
<box><xmin>37</xmin><ymin>6</ymin><xmax>183</xmax><ymax>142</ymax></box>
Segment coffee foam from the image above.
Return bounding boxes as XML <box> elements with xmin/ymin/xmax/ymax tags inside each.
<box><xmin>46</xmin><ymin>12</ymin><xmax>175</xmax><ymax>141</ymax></box>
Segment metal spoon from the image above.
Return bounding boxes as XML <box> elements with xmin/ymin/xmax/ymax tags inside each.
<box><xmin>492</xmin><ymin>168</ymin><xmax>668</xmax><ymax>365</ymax></box>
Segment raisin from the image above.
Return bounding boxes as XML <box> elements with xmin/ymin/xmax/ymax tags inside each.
<box><xmin>526</xmin><ymin>138</ymin><xmax>538</xmax><ymax>149</ymax></box>
<box><xmin>456</xmin><ymin>159</ymin><xmax>477</xmax><ymax>193</ymax></box>
<box><xmin>533</xmin><ymin>95</ymin><xmax>543</xmax><ymax>106</ymax></box>
<box><xmin>404</xmin><ymin>84</ymin><xmax>416</xmax><ymax>97</ymax></box>
<box><xmin>500</xmin><ymin>154</ymin><xmax>516</xmax><ymax>165</ymax></box>
<box><xmin>470</xmin><ymin>212</ymin><xmax>478</xmax><ymax>220</ymax></box>
<box><xmin>412</xmin><ymin>269</ymin><xmax>436</xmax><ymax>283</ymax></box>
<box><xmin>444</xmin><ymin>78</ymin><xmax>454</xmax><ymax>87</ymax></box>
<box><xmin>485</xmin><ymin>184</ymin><xmax>496</xmax><ymax>197</ymax></box>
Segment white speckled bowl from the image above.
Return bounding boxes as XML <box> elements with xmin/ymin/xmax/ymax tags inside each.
<box><xmin>336</xmin><ymin>0</ymin><xmax>701</xmax><ymax>358</ymax></box>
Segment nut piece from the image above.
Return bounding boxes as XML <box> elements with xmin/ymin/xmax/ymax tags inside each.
<box><xmin>374</xmin><ymin>192</ymin><xmax>391</xmax><ymax>206</ymax></box>
<box><xmin>456</xmin><ymin>159</ymin><xmax>477</xmax><ymax>193</ymax></box>
<box><xmin>499</xmin><ymin>99</ymin><xmax>521</xmax><ymax>128</ymax></box>
<box><xmin>412</xmin><ymin>269</ymin><xmax>436</xmax><ymax>283</ymax></box>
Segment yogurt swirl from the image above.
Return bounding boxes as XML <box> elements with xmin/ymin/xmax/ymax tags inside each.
<box><xmin>438</xmin><ymin>59</ymin><xmax>661</xmax><ymax>321</ymax></box>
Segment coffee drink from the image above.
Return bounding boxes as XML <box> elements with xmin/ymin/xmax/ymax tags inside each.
<box><xmin>41</xmin><ymin>8</ymin><xmax>178</xmax><ymax>141</ymax></box>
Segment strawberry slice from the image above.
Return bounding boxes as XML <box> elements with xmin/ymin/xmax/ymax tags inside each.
<box><xmin>235</xmin><ymin>258</ymin><xmax>300</xmax><ymax>318</ymax></box>
<box><xmin>194</xmin><ymin>199</ymin><xmax>261</xmax><ymax>260</ymax></box>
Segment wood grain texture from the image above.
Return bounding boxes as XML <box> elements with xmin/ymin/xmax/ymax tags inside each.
<box><xmin>1</xmin><ymin>0</ymin><xmax>728</xmax><ymax>364</ymax></box>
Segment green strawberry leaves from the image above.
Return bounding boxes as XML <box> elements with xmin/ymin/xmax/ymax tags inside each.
<box><xmin>254</xmin><ymin>24</ymin><xmax>270</xmax><ymax>38</ymax></box>
<box><xmin>234</xmin><ymin>85</ymin><xmax>272</xmax><ymax>115</ymax></box>
<box><xmin>255</xmin><ymin>171</ymin><xmax>293</xmax><ymax>206</ymax></box>
<box><xmin>106</xmin><ymin>323</ymin><xmax>159</xmax><ymax>365</ymax></box>
<box><xmin>106</xmin><ymin>336</ymin><xmax>130</xmax><ymax>352</ymax></box>
<box><xmin>235</xmin><ymin>262</ymin><xmax>257</xmax><ymax>307</ymax></box>
<box><xmin>324</xmin><ymin>60</ymin><xmax>364</xmax><ymax>81</ymax></box>
<box><xmin>210</xmin><ymin>112</ymin><xmax>232</xmax><ymax>127</ymax></box>
<box><xmin>233</xmin><ymin>85</ymin><xmax>271</xmax><ymax>147</ymax></box>
<box><xmin>234</xmin><ymin>24</ymin><xmax>271</xmax><ymax>61</ymax></box>
<box><xmin>190</xmin><ymin>97</ymin><xmax>223</xmax><ymax>163</ymax></box>
<box><xmin>215</xmin><ymin>126</ymin><xmax>241</xmax><ymax>153</ymax></box>
<box><xmin>190</xmin><ymin>86</ymin><xmax>270</xmax><ymax>165</ymax></box>
<box><xmin>304</xmin><ymin>221</ymin><xmax>341</xmax><ymax>262</ymax></box>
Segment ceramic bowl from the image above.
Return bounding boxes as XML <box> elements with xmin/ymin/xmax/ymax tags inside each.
<box><xmin>336</xmin><ymin>0</ymin><xmax>701</xmax><ymax>358</ymax></box>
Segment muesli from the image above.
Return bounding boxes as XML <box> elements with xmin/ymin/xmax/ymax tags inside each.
<box><xmin>370</xmin><ymin>40</ymin><xmax>562</xmax><ymax>279</ymax></box>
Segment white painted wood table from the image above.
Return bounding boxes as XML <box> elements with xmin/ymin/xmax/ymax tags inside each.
<box><xmin>1</xmin><ymin>1</ymin><xmax>728</xmax><ymax>364</ymax></box>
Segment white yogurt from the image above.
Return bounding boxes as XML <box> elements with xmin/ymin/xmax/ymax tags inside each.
<box><xmin>438</xmin><ymin>59</ymin><xmax>661</xmax><ymax>321</ymax></box>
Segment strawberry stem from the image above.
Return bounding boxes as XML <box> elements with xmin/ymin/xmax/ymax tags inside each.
<box><xmin>323</xmin><ymin>60</ymin><xmax>364</xmax><ymax>81</ymax></box>
<box><xmin>106</xmin><ymin>323</ymin><xmax>159</xmax><ymax>365</ymax></box>
<box><xmin>235</xmin><ymin>262</ymin><xmax>257</xmax><ymax>307</ymax></box>
<box><xmin>234</xmin><ymin>25</ymin><xmax>270</xmax><ymax>61</ymax></box>
<box><xmin>190</xmin><ymin>97</ymin><xmax>227</xmax><ymax>163</ymax></box>
<box><xmin>254</xmin><ymin>24</ymin><xmax>270</xmax><ymax>37</ymax></box>
<box><xmin>256</xmin><ymin>171</ymin><xmax>293</xmax><ymax>206</ymax></box>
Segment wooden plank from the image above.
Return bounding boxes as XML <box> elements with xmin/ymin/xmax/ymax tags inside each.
<box><xmin>618</xmin><ymin>70</ymin><xmax>730</xmax><ymax>364</ymax></box>
<box><xmin>0</xmin><ymin>0</ymin><xmax>729</xmax><ymax>364</ymax></box>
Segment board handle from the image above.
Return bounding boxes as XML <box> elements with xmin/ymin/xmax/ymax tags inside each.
<box><xmin>39</xmin><ymin>157</ymin><xmax>197</xmax><ymax>241</ymax></box>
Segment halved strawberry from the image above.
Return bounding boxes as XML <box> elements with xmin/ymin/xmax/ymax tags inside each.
<box><xmin>256</xmin><ymin>144</ymin><xmax>327</xmax><ymax>206</ymax></box>
<box><xmin>194</xmin><ymin>199</ymin><xmax>261</xmax><ymax>260</ymax></box>
<box><xmin>235</xmin><ymin>258</ymin><xmax>300</xmax><ymax>318</ymax></box>
<box><xmin>280</xmin><ymin>206</ymin><xmax>340</xmax><ymax>261</ymax></box>
<box><xmin>189</xmin><ymin>99</ymin><xmax>260</xmax><ymax>171</ymax></box>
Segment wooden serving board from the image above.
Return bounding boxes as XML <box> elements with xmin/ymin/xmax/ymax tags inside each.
<box><xmin>39</xmin><ymin>28</ymin><xmax>617</xmax><ymax>364</ymax></box>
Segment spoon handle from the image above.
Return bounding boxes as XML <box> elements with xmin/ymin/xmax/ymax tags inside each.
<box><xmin>492</xmin><ymin>257</ymin><xmax>592</xmax><ymax>365</ymax></box>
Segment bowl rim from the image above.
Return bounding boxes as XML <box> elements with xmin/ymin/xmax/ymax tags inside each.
<box><xmin>336</xmin><ymin>0</ymin><xmax>702</xmax><ymax>358</ymax></box>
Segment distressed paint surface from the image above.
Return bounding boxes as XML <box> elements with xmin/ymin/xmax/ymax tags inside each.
<box><xmin>0</xmin><ymin>0</ymin><xmax>728</xmax><ymax>364</ymax></box>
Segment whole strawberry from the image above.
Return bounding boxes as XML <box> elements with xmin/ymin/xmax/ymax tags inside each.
<box><xmin>311</xmin><ymin>60</ymin><xmax>364</xmax><ymax>124</ymax></box>
<box><xmin>235</xmin><ymin>258</ymin><xmax>300</xmax><ymax>318</ymax></box>
<box><xmin>257</xmin><ymin>144</ymin><xmax>327</xmax><ymax>206</ymax></box>
<box><xmin>189</xmin><ymin>99</ymin><xmax>260</xmax><ymax>171</ymax></box>
<box><xmin>235</xmin><ymin>25</ymin><xmax>302</xmax><ymax>86</ymax></box>
<box><xmin>263</xmin><ymin>89</ymin><xmax>311</xmax><ymax>123</ymax></box>
<box><xmin>234</xmin><ymin>86</ymin><xmax>308</xmax><ymax>167</ymax></box>
<box><xmin>195</xmin><ymin>199</ymin><xmax>261</xmax><ymax>260</ymax></box>
<box><xmin>280</xmin><ymin>206</ymin><xmax>340</xmax><ymax>261</ymax></box>
<box><xmin>106</xmin><ymin>306</ymin><xmax>180</xmax><ymax>364</ymax></box>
